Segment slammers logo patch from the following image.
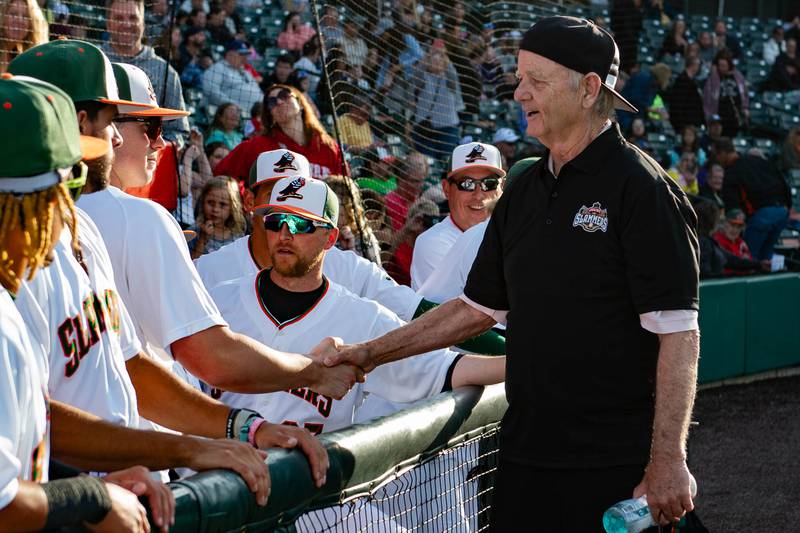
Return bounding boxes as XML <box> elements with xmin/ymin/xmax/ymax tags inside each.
<box><xmin>273</xmin><ymin>152</ymin><xmax>298</xmax><ymax>173</ymax></box>
<box><xmin>464</xmin><ymin>145</ymin><xmax>487</xmax><ymax>163</ymax></box>
<box><xmin>572</xmin><ymin>202</ymin><xmax>609</xmax><ymax>233</ymax></box>
<box><xmin>277</xmin><ymin>177</ymin><xmax>306</xmax><ymax>201</ymax></box>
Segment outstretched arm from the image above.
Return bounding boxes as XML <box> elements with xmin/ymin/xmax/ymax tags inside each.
<box><xmin>450</xmin><ymin>355</ymin><xmax>506</xmax><ymax>389</ymax></box>
<box><xmin>324</xmin><ymin>298</ymin><xmax>495</xmax><ymax>372</ymax></box>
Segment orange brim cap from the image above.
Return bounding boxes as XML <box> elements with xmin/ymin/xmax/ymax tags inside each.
<box><xmin>123</xmin><ymin>105</ymin><xmax>190</xmax><ymax>119</ymax></box>
<box><xmin>79</xmin><ymin>134</ymin><xmax>110</xmax><ymax>160</ymax></box>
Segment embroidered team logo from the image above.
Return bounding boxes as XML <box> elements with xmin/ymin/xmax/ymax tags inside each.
<box><xmin>464</xmin><ymin>145</ymin><xmax>487</xmax><ymax>163</ymax></box>
<box><xmin>145</xmin><ymin>80</ymin><xmax>158</xmax><ymax>105</ymax></box>
<box><xmin>277</xmin><ymin>177</ymin><xmax>306</xmax><ymax>201</ymax></box>
<box><xmin>572</xmin><ymin>202</ymin><xmax>609</xmax><ymax>233</ymax></box>
<box><xmin>273</xmin><ymin>152</ymin><xmax>298</xmax><ymax>173</ymax></box>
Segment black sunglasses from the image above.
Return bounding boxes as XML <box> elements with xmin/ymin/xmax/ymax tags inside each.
<box><xmin>266</xmin><ymin>88</ymin><xmax>293</xmax><ymax>110</ymax></box>
<box><xmin>448</xmin><ymin>176</ymin><xmax>501</xmax><ymax>192</ymax></box>
<box><xmin>113</xmin><ymin>116</ymin><xmax>163</xmax><ymax>141</ymax></box>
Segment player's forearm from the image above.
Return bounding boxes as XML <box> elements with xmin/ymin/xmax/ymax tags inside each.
<box><xmin>450</xmin><ymin>355</ymin><xmax>506</xmax><ymax>389</ymax></box>
<box><xmin>368</xmin><ymin>299</ymin><xmax>495</xmax><ymax>367</ymax></box>
<box><xmin>0</xmin><ymin>482</ymin><xmax>48</xmax><ymax>532</ymax></box>
<box><xmin>49</xmin><ymin>400</ymin><xmax>203</xmax><ymax>471</ymax></box>
<box><xmin>650</xmin><ymin>329</ymin><xmax>700</xmax><ymax>461</ymax></box>
<box><xmin>126</xmin><ymin>354</ymin><xmax>230</xmax><ymax>438</ymax></box>
<box><xmin>172</xmin><ymin>325</ymin><xmax>323</xmax><ymax>393</ymax></box>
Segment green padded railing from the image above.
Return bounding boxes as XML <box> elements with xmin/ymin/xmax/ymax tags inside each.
<box><xmin>164</xmin><ymin>383</ymin><xmax>508</xmax><ymax>532</ymax></box>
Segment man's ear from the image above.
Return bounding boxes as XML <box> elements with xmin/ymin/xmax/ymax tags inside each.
<box><xmin>582</xmin><ymin>74</ymin><xmax>603</xmax><ymax>109</ymax></box>
<box><xmin>76</xmin><ymin>110</ymin><xmax>91</xmax><ymax>135</ymax></box>
<box><xmin>324</xmin><ymin>227</ymin><xmax>340</xmax><ymax>250</ymax></box>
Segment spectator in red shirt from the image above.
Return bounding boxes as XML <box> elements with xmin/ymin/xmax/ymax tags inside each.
<box><xmin>384</xmin><ymin>151</ymin><xmax>427</xmax><ymax>230</ymax></box>
<box><xmin>384</xmin><ymin>199</ymin><xmax>440</xmax><ymax>286</ymax></box>
<box><xmin>214</xmin><ymin>83</ymin><xmax>344</xmax><ymax>188</ymax></box>
<box><xmin>712</xmin><ymin>208</ymin><xmax>769</xmax><ymax>275</ymax></box>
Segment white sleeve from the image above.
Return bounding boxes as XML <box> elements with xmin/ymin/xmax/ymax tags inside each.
<box><xmin>116</xmin><ymin>296</ymin><xmax>143</xmax><ymax>361</ymax></box>
<box><xmin>362</xmin><ymin>310</ymin><xmax>458</xmax><ymax>403</ymax></box>
<box><xmin>639</xmin><ymin>310</ymin><xmax>699</xmax><ymax>334</ymax></box>
<box><xmin>125</xmin><ymin>205</ymin><xmax>226</xmax><ymax>351</ymax></box>
<box><xmin>459</xmin><ymin>294</ymin><xmax>508</xmax><ymax>325</ymax></box>
<box><xmin>0</xmin><ymin>349</ymin><xmax>25</xmax><ymax>510</ymax></box>
<box><xmin>409</xmin><ymin>232</ymin><xmax>438</xmax><ymax>291</ymax></box>
<box><xmin>326</xmin><ymin>248</ymin><xmax>422</xmax><ymax>322</ymax></box>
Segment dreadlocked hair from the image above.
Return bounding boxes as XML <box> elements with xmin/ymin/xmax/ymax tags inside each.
<box><xmin>0</xmin><ymin>183</ymin><xmax>79</xmax><ymax>289</ymax></box>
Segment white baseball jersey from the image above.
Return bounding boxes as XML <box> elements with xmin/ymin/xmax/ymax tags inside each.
<box><xmin>0</xmin><ymin>287</ymin><xmax>49</xmax><ymax>510</ymax></box>
<box><xmin>195</xmin><ymin>235</ymin><xmax>422</xmax><ymax>321</ymax></box>
<box><xmin>410</xmin><ymin>215</ymin><xmax>463</xmax><ymax>290</ymax></box>
<box><xmin>207</xmin><ymin>271</ymin><xmax>458</xmax><ymax>434</ymax></box>
<box><xmin>417</xmin><ymin>220</ymin><xmax>488</xmax><ymax>304</ymax></box>
<box><xmin>77</xmin><ymin>186</ymin><xmax>226</xmax><ymax>358</ymax></box>
<box><xmin>15</xmin><ymin>211</ymin><xmax>141</xmax><ymax>429</ymax></box>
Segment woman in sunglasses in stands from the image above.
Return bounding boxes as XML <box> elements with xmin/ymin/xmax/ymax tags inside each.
<box><xmin>213</xmin><ymin>83</ymin><xmax>344</xmax><ymax>187</ymax></box>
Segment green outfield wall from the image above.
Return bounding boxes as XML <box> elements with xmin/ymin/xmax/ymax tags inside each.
<box><xmin>154</xmin><ymin>273</ymin><xmax>800</xmax><ymax>531</ymax></box>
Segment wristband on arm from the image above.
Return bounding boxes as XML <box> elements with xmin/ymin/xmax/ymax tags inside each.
<box><xmin>41</xmin><ymin>475</ymin><xmax>112</xmax><ymax>529</ymax></box>
<box><xmin>413</xmin><ymin>299</ymin><xmax>506</xmax><ymax>355</ymax></box>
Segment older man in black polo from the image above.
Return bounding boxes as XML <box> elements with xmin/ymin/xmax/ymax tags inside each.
<box><xmin>323</xmin><ymin>16</ymin><xmax>700</xmax><ymax>532</ymax></box>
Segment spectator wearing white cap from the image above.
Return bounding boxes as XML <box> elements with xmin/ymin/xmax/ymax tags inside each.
<box><xmin>410</xmin><ymin>142</ymin><xmax>505</xmax><ymax>290</ymax></box>
<box><xmin>493</xmin><ymin>127</ymin><xmax>520</xmax><ymax>169</ymax></box>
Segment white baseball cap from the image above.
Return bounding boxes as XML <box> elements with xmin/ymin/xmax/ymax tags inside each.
<box><xmin>255</xmin><ymin>176</ymin><xmax>339</xmax><ymax>226</ymax></box>
<box><xmin>112</xmin><ymin>63</ymin><xmax>189</xmax><ymax>118</ymax></box>
<box><xmin>493</xmin><ymin>127</ymin><xmax>520</xmax><ymax>144</ymax></box>
<box><xmin>248</xmin><ymin>149</ymin><xmax>311</xmax><ymax>190</ymax></box>
<box><xmin>448</xmin><ymin>142</ymin><xmax>506</xmax><ymax>179</ymax></box>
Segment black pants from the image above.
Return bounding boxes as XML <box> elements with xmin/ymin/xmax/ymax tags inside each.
<box><xmin>489</xmin><ymin>458</ymin><xmax>647</xmax><ymax>533</ymax></box>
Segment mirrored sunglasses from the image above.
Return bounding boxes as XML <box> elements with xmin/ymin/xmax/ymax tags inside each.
<box><xmin>113</xmin><ymin>116</ymin><xmax>164</xmax><ymax>141</ymax></box>
<box><xmin>266</xmin><ymin>88</ymin><xmax>293</xmax><ymax>110</ymax></box>
<box><xmin>263</xmin><ymin>213</ymin><xmax>332</xmax><ymax>234</ymax></box>
<box><xmin>448</xmin><ymin>176</ymin><xmax>501</xmax><ymax>192</ymax></box>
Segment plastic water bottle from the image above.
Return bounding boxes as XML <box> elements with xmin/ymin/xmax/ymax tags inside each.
<box><xmin>602</xmin><ymin>476</ymin><xmax>697</xmax><ymax>533</ymax></box>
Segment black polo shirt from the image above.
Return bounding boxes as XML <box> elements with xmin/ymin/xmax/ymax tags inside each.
<box><xmin>464</xmin><ymin>123</ymin><xmax>699</xmax><ymax>468</ymax></box>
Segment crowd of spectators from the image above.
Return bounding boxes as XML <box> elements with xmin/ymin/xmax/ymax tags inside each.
<box><xmin>2</xmin><ymin>0</ymin><xmax>800</xmax><ymax>282</ymax></box>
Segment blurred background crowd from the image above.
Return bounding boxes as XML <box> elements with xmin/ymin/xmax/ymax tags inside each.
<box><xmin>2</xmin><ymin>0</ymin><xmax>799</xmax><ymax>281</ymax></box>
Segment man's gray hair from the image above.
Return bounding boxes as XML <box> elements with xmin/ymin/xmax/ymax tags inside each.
<box><xmin>568</xmin><ymin>70</ymin><xmax>616</xmax><ymax>121</ymax></box>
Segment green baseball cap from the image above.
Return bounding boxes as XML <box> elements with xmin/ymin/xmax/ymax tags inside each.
<box><xmin>7</xmin><ymin>39</ymin><xmax>151</xmax><ymax>109</ymax></box>
<box><xmin>112</xmin><ymin>63</ymin><xmax>189</xmax><ymax>118</ymax></box>
<box><xmin>0</xmin><ymin>73</ymin><xmax>108</xmax><ymax>192</ymax></box>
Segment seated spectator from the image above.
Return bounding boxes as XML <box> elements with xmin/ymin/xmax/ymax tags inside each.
<box><xmin>320</xmin><ymin>4</ymin><xmax>344</xmax><ymax>44</ymax></box>
<box><xmin>155</xmin><ymin>26</ymin><xmax>183</xmax><ymax>71</ymax></box>
<box><xmin>326</xmin><ymin>175</ymin><xmax>382</xmax><ymax>263</ymax></box>
<box><xmin>187</xmin><ymin>176</ymin><xmax>246</xmax><ymax>258</ymax></box>
<box><xmin>410</xmin><ymin>43</ymin><xmax>464</xmax><ymax>158</ymax></box>
<box><xmin>206</xmin><ymin>102</ymin><xmax>243</xmax><ymax>150</ymax></box>
<box><xmin>384</xmin><ymin>199</ymin><xmax>440</xmax><ymax>287</ymax></box>
<box><xmin>713</xmin><ymin>19</ymin><xmax>741</xmax><ymax>59</ymax></box>
<box><xmin>668</xmin><ymin>125</ymin><xmax>707</xmax><ymax>168</ymax></box>
<box><xmin>697</xmin><ymin>30</ymin><xmax>717</xmax><ymax>65</ymax></box>
<box><xmin>207</xmin><ymin>6</ymin><xmax>234</xmax><ymax>46</ymax></box>
<box><xmin>385</xmin><ymin>152</ymin><xmax>426</xmax><ymax>230</ymax></box>
<box><xmin>703</xmin><ymin>51</ymin><xmax>748</xmax><ymax>138</ymax></box>
<box><xmin>478</xmin><ymin>45</ymin><xmax>503</xmax><ymax>93</ymax></box>
<box><xmin>214</xmin><ymin>83</ymin><xmax>344</xmax><ymax>183</ymax></box>
<box><xmin>714</xmin><ymin>137</ymin><xmax>791</xmax><ymax>261</ymax></box>
<box><xmin>205</xmin><ymin>140</ymin><xmax>229</xmax><ymax>171</ymax></box>
<box><xmin>713</xmin><ymin>208</ymin><xmax>767</xmax><ymax>275</ymax></box>
<box><xmin>696</xmin><ymin>198</ymin><xmax>763</xmax><ymax>278</ymax></box>
<box><xmin>183</xmin><ymin>129</ymin><xmax>215</xmax><ymax>201</ymax></box>
<box><xmin>145</xmin><ymin>0</ymin><xmax>171</xmax><ymax>43</ymax></box>
<box><xmin>493</xmin><ymin>127</ymin><xmax>520</xmax><ymax>169</ymax></box>
<box><xmin>360</xmin><ymin>187</ymin><xmax>392</xmax><ymax>248</ymax></box>
<box><xmin>261</xmin><ymin>53</ymin><xmax>297</xmax><ymax>93</ymax></box>
<box><xmin>186</xmin><ymin>7</ymin><xmax>207</xmax><ymax>34</ymax></box>
<box><xmin>781</xmin><ymin>126</ymin><xmax>800</xmax><ymax>174</ymax></box>
<box><xmin>244</xmin><ymin>101</ymin><xmax>263</xmax><ymax>138</ymax></box>
<box><xmin>0</xmin><ymin>0</ymin><xmax>48</xmax><ymax>72</ymax></box>
<box><xmin>764</xmin><ymin>38</ymin><xmax>800</xmax><ymax>92</ymax></box>
<box><xmin>293</xmin><ymin>37</ymin><xmax>322</xmax><ymax>98</ymax></box>
<box><xmin>180</xmin><ymin>0</ymin><xmax>209</xmax><ymax>13</ymax></box>
<box><xmin>700</xmin><ymin>114</ymin><xmax>724</xmax><ymax>151</ymax></box>
<box><xmin>763</xmin><ymin>25</ymin><xmax>787</xmax><ymax>66</ymax></box>
<box><xmin>698</xmin><ymin>162</ymin><xmax>726</xmax><ymax>211</ymax></box>
<box><xmin>619</xmin><ymin>62</ymin><xmax>671</xmax><ymax>131</ymax></box>
<box><xmin>356</xmin><ymin>147</ymin><xmax>398</xmax><ymax>195</ymax></box>
<box><xmin>667</xmin><ymin>151</ymin><xmax>700</xmax><ymax>195</ymax></box>
<box><xmin>219</xmin><ymin>0</ymin><xmax>243</xmax><ymax>38</ymax></box>
<box><xmin>295</xmin><ymin>70</ymin><xmax>319</xmax><ymax>117</ymax></box>
<box><xmin>496</xmin><ymin>67</ymin><xmax>518</xmax><ymax>101</ymax></box>
<box><xmin>338</xmin><ymin>95</ymin><xmax>374</xmax><ymax>151</ymax></box>
<box><xmin>203</xmin><ymin>39</ymin><xmax>263</xmax><ymax>114</ymax></box>
<box><xmin>627</xmin><ymin>117</ymin><xmax>651</xmax><ymax>152</ymax></box>
<box><xmin>667</xmin><ymin>56</ymin><xmax>705</xmax><ymax>133</ymax></box>
<box><xmin>660</xmin><ymin>18</ymin><xmax>689</xmax><ymax>58</ymax></box>
<box><xmin>277</xmin><ymin>11</ymin><xmax>316</xmax><ymax>52</ymax></box>
<box><xmin>178</xmin><ymin>27</ymin><xmax>213</xmax><ymax>89</ymax></box>
<box><xmin>411</xmin><ymin>142</ymin><xmax>505</xmax><ymax>290</ymax></box>
<box><xmin>340</xmin><ymin>17</ymin><xmax>368</xmax><ymax>68</ymax></box>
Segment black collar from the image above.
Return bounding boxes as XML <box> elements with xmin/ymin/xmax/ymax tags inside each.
<box><xmin>541</xmin><ymin>122</ymin><xmax>626</xmax><ymax>177</ymax></box>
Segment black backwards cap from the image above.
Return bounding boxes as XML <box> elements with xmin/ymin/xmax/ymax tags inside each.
<box><xmin>521</xmin><ymin>16</ymin><xmax>638</xmax><ymax>113</ymax></box>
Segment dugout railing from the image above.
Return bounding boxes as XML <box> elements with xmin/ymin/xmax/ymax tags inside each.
<box><xmin>162</xmin><ymin>383</ymin><xmax>508</xmax><ymax>532</ymax></box>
